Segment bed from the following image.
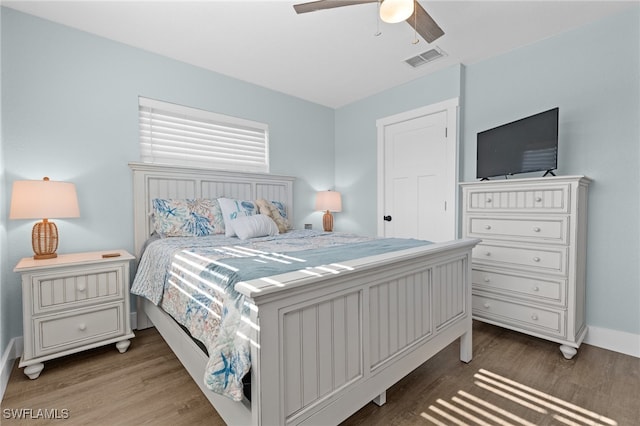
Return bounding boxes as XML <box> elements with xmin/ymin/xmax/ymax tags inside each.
<box><xmin>129</xmin><ymin>162</ymin><xmax>479</xmax><ymax>425</ymax></box>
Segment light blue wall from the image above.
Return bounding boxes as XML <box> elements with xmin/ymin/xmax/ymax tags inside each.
<box><xmin>334</xmin><ymin>64</ymin><xmax>463</xmax><ymax>236</ymax></box>
<box><xmin>334</xmin><ymin>7</ymin><xmax>639</xmax><ymax>335</ymax></box>
<box><xmin>0</xmin><ymin>5</ymin><xmax>6</xmax><ymax>366</ymax></box>
<box><xmin>461</xmin><ymin>8</ymin><xmax>639</xmax><ymax>335</ymax></box>
<box><xmin>0</xmin><ymin>8</ymin><xmax>334</xmax><ymax>351</ymax></box>
<box><xmin>1</xmin><ymin>5</ymin><xmax>638</xmax><ymax>361</ymax></box>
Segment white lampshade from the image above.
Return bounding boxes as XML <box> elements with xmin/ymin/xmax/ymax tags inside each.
<box><xmin>10</xmin><ymin>178</ymin><xmax>80</xmax><ymax>220</ymax></box>
<box><xmin>380</xmin><ymin>0</ymin><xmax>415</xmax><ymax>24</ymax></box>
<box><xmin>10</xmin><ymin>177</ymin><xmax>80</xmax><ymax>259</ymax></box>
<box><xmin>315</xmin><ymin>191</ymin><xmax>342</xmax><ymax>213</ymax></box>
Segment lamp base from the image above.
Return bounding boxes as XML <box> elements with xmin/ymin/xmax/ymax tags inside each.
<box><xmin>322</xmin><ymin>210</ymin><xmax>334</xmax><ymax>232</ymax></box>
<box><xmin>34</xmin><ymin>253</ymin><xmax>58</xmax><ymax>260</ymax></box>
<box><xmin>32</xmin><ymin>219</ymin><xmax>59</xmax><ymax>260</ymax></box>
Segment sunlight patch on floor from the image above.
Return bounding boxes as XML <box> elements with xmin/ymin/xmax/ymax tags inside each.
<box><xmin>421</xmin><ymin>369</ymin><xmax>617</xmax><ymax>426</ymax></box>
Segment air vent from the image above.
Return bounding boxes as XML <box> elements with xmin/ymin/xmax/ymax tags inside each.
<box><xmin>405</xmin><ymin>47</ymin><xmax>446</xmax><ymax>68</ymax></box>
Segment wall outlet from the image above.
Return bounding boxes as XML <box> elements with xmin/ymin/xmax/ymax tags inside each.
<box><xmin>304</xmin><ymin>224</ymin><xmax>312</xmax><ymax>230</ymax></box>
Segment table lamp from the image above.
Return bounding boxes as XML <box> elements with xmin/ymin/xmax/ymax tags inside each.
<box><xmin>9</xmin><ymin>177</ymin><xmax>80</xmax><ymax>259</ymax></box>
<box><xmin>315</xmin><ymin>190</ymin><xmax>342</xmax><ymax>232</ymax></box>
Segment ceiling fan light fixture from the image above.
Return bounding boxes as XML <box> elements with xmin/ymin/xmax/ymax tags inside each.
<box><xmin>379</xmin><ymin>0</ymin><xmax>414</xmax><ymax>24</ymax></box>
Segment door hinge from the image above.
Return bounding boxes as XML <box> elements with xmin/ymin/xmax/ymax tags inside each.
<box><xmin>445</xmin><ymin>127</ymin><xmax>448</xmax><ymax>138</ymax></box>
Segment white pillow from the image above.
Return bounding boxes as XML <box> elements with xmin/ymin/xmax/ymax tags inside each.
<box><xmin>218</xmin><ymin>198</ymin><xmax>259</xmax><ymax>237</ymax></box>
<box><xmin>230</xmin><ymin>214</ymin><xmax>279</xmax><ymax>240</ymax></box>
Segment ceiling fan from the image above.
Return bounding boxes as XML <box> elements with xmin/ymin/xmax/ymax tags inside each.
<box><xmin>293</xmin><ymin>0</ymin><xmax>444</xmax><ymax>43</ymax></box>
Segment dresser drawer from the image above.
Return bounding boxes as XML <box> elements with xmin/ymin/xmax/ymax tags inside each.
<box><xmin>472</xmin><ymin>243</ymin><xmax>567</xmax><ymax>275</ymax></box>
<box><xmin>467</xmin><ymin>216</ymin><xmax>568</xmax><ymax>244</ymax></box>
<box><xmin>473</xmin><ymin>295</ymin><xmax>565</xmax><ymax>338</ymax></box>
<box><xmin>465</xmin><ymin>184</ymin><xmax>570</xmax><ymax>213</ymax></box>
<box><xmin>33</xmin><ymin>303</ymin><xmax>126</xmax><ymax>357</ymax></box>
<box><xmin>30</xmin><ymin>264</ymin><xmax>126</xmax><ymax>315</ymax></box>
<box><xmin>472</xmin><ymin>269</ymin><xmax>565</xmax><ymax>305</ymax></box>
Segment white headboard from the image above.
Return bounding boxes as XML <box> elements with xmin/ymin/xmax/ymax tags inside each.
<box><xmin>129</xmin><ymin>162</ymin><xmax>295</xmax><ymax>258</ymax></box>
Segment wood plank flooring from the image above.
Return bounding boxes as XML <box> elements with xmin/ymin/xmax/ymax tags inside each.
<box><xmin>2</xmin><ymin>321</ymin><xmax>638</xmax><ymax>425</ymax></box>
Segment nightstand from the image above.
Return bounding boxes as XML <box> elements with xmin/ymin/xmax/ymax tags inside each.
<box><xmin>14</xmin><ymin>250</ymin><xmax>136</xmax><ymax>379</ymax></box>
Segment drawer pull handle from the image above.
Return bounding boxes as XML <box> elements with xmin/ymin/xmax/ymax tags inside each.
<box><xmin>532</xmin><ymin>286</ymin><xmax>540</xmax><ymax>292</ymax></box>
<box><xmin>484</xmin><ymin>225</ymin><xmax>492</xmax><ymax>230</ymax></box>
<box><xmin>533</xmin><ymin>256</ymin><xmax>541</xmax><ymax>262</ymax></box>
<box><xmin>533</xmin><ymin>227</ymin><xmax>541</xmax><ymax>232</ymax></box>
<box><xmin>485</xmin><ymin>252</ymin><xmax>491</xmax><ymax>257</ymax></box>
<box><xmin>531</xmin><ymin>314</ymin><xmax>539</xmax><ymax>321</ymax></box>
<box><xmin>77</xmin><ymin>284</ymin><xmax>86</xmax><ymax>292</ymax></box>
<box><xmin>486</xmin><ymin>197</ymin><xmax>492</xmax><ymax>203</ymax></box>
<box><xmin>535</xmin><ymin>196</ymin><xmax>542</xmax><ymax>202</ymax></box>
<box><xmin>78</xmin><ymin>324</ymin><xmax>87</xmax><ymax>331</ymax></box>
<box><xmin>483</xmin><ymin>303</ymin><xmax>490</xmax><ymax>309</ymax></box>
<box><xmin>484</xmin><ymin>277</ymin><xmax>491</xmax><ymax>283</ymax></box>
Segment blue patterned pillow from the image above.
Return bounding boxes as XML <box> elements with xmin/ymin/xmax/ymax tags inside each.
<box><xmin>217</xmin><ymin>198</ymin><xmax>259</xmax><ymax>237</ymax></box>
<box><xmin>270</xmin><ymin>200</ymin><xmax>288</xmax><ymax>221</ymax></box>
<box><xmin>151</xmin><ymin>198</ymin><xmax>224</xmax><ymax>237</ymax></box>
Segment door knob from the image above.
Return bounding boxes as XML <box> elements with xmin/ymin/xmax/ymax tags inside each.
<box><xmin>383</xmin><ymin>215</ymin><xmax>392</xmax><ymax>222</ymax></box>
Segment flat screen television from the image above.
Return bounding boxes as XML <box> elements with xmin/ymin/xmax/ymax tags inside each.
<box><xmin>476</xmin><ymin>107</ymin><xmax>559</xmax><ymax>179</ymax></box>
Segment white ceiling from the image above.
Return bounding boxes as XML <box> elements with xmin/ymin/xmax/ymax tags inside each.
<box><xmin>3</xmin><ymin>1</ymin><xmax>636</xmax><ymax>108</ymax></box>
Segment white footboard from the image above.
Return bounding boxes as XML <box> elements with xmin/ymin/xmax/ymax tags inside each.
<box><xmin>243</xmin><ymin>238</ymin><xmax>478</xmax><ymax>425</ymax></box>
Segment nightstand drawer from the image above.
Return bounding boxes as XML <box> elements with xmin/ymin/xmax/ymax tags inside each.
<box><xmin>472</xmin><ymin>243</ymin><xmax>567</xmax><ymax>275</ymax></box>
<box><xmin>473</xmin><ymin>295</ymin><xmax>565</xmax><ymax>338</ymax></box>
<box><xmin>31</xmin><ymin>265</ymin><xmax>126</xmax><ymax>314</ymax></box>
<box><xmin>34</xmin><ymin>303</ymin><xmax>126</xmax><ymax>357</ymax></box>
<box><xmin>472</xmin><ymin>269</ymin><xmax>565</xmax><ymax>305</ymax></box>
<box><xmin>465</xmin><ymin>184</ymin><xmax>570</xmax><ymax>213</ymax></box>
<box><xmin>467</xmin><ymin>216</ymin><xmax>568</xmax><ymax>244</ymax></box>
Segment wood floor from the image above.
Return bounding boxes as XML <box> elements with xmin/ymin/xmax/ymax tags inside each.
<box><xmin>2</xmin><ymin>321</ymin><xmax>638</xmax><ymax>425</ymax></box>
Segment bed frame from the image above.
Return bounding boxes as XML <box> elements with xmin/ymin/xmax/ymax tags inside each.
<box><xmin>129</xmin><ymin>162</ymin><xmax>479</xmax><ymax>425</ymax></box>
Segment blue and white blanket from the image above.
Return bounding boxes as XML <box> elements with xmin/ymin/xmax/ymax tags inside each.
<box><xmin>131</xmin><ymin>230</ymin><xmax>429</xmax><ymax>401</ymax></box>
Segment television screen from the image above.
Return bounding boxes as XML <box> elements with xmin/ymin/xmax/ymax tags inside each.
<box><xmin>476</xmin><ymin>108</ymin><xmax>559</xmax><ymax>179</ymax></box>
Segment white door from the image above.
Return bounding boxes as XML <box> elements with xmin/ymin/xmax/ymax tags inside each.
<box><xmin>377</xmin><ymin>99</ymin><xmax>458</xmax><ymax>242</ymax></box>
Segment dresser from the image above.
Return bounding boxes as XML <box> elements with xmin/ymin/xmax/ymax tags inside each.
<box><xmin>460</xmin><ymin>176</ymin><xmax>590</xmax><ymax>359</ymax></box>
<box><xmin>15</xmin><ymin>250</ymin><xmax>135</xmax><ymax>379</ymax></box>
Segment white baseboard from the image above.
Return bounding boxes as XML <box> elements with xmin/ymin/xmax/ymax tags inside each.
<box><xmin>584</xmin><ymin>325</ymin><xmax>640</xmax><ymax>358</ymax></box>
<box><xmin>0</xmin><ymin>336</ymin><xmax>23</xmax><ymax>402</ymax></box>
<box><xmin>130</xmin><ymin>311</ymin><xmax>137</xmax><ymax>331</ymax></box>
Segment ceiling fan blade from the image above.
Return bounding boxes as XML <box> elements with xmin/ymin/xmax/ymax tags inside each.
<box><xmin>294</xmin><ymin>0</ymin><xmax>377</xmax><ymax>15</ymax></box>
<box><xmin>406</xmin><ymin>2</ymin><xmax>444</xmax><ymax>43</ymax></box>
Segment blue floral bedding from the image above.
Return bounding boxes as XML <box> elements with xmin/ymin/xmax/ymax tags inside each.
<box><xmin>130</xmin><ymin>230</ymin><xmax>429</xmax><ymax>401</ymax></box>
<box><xmin>131</xmin><ymin>230</ymin><xmax>373</xmax><ymax>400</ymax></box>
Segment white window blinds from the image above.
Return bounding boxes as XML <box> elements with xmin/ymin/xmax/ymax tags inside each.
<box><xmin>139</xmin><ymin>97</ymin><xmax>269</xmax><ymax>172</ymax></box>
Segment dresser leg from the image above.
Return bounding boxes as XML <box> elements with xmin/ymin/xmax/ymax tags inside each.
<box><xmin>559</xmin><ymin>344</ymin><xmax>577</xmax><ymax>359</ymax></box>
<box><xmin>23</xmin><ymin>363</ymin><xmax>44</xmax><ymax>380</ymax></box>
<box><xmin>116</xmin><ymin>339</ymin><xmax>131</xmax><ymax>354</ymax></box>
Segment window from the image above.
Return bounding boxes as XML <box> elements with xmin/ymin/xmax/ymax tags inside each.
<box><xmin>139</xmin><ymin>97</ymin><xmax>269</xmax><ymax>172</ymax></box>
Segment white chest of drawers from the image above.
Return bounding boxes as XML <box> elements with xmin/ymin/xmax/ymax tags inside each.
<box><xmin>15</xmin><ymin>250</ymin><xmax>135</xmax><ymax>379</ymax></box>
<box><xmin>461</xmin><ymin>176</ymin><xmax>590</xmax><ymax>359</ymax></box>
